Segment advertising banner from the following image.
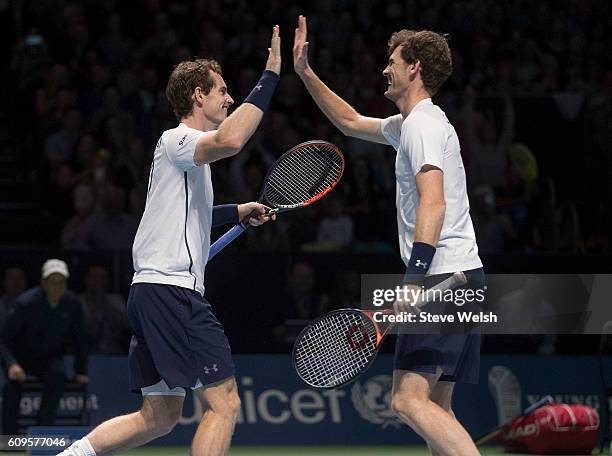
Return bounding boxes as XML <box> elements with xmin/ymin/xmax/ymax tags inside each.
<box><xmin>1</xmin><ymin>355</ymin><xmax>605</xmax><ymax>446</ymax></box>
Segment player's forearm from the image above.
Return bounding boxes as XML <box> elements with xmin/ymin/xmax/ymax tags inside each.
<box><xmin>196</xmin><ymin>68</ymin><xmax>279</xmax><ymax>164</ymax></box>
<box><xmin>414</xmin><ymin>201</ymin><xmax>446</xmax><ymax>247</ymax></box>
<box><xmin>299</xmin><ymin>68</ymin><xmax>360</xmax><ymax>136</ymax></box>
<box><xmin>214</xmin><ymin>104</ymin><xmax>264</xmax><ymax>152</ymax></box>
<box><xmin>195</xmin><ymin>104</ymin><xmax>264</xmax><ymax>164</ymax></box>
<box><xmin>212</xmin><ymin>204</ymin><xmax>239</xmax><ymax>227</ymax></box>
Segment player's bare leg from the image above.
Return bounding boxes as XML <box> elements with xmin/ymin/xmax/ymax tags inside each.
<box><xmin>79</xmin><ymin>394</ymin><xmax>184</xmax><ymax>455</ymax></box>
<box><xmin>191</xmin><ymin>376</ymin><xmax>241</xmax><ymax>456</ymax></box>
<box><xmin>428</xmin><ymin>380</ymin><xmax>462</xmax><ymax>456</ymax></box>
<box><xmin>392</xmin><ymin>369</ymin><xmax>480</xmax><ymax>456</ymax></box>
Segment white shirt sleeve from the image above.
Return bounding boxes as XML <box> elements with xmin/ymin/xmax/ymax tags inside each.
<box><xmin>380</xmin><ymin>114</ymin><xmax>404</xmax><ymax>151</ymax></box>
<box><xmin>165</xmin><ymin>127</ymin><xmax>214</xmax><ymax>171</ymax></box>
<box><xmin>400</xmin><ymin>112</ymin><xmax>447</xmax><ymax>175</ymax></box>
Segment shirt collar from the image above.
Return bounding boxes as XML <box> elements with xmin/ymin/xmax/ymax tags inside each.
<box><xmin>414</xmin><ymin>98</ymin><xmax>433</xmax><ymax>109</ymax></box>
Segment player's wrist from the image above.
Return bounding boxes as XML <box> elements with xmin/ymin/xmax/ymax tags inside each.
<box><xmin>298</xmin><ymin>66</ymin><xmax>314</xmax><ymax>80</ymax></box>
<box><xmin>244</xmin><ymin>70</ymin><xmax>280</xmax><ymax>112</ymax></box>
<box><xmin>404</xmin><ymin>242</ymin><xmax>436</xmax><ymax>286</ymax></box>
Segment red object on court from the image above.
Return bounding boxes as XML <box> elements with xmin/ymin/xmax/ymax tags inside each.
<box><xmin>497</xmin><ymin>403</ymin><xmax>599</xmax><ymax>454</ymax></box>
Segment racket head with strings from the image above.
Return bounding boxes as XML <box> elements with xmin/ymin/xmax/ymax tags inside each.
<box><xmin>292</xmin><ymin>308</ymin><xmax>391</xmax><ymax>390</ymax></box>
<box><xmin>208</xmin><ymin>140</ymin><xmax>343</xmax><ymax>260</ymax></box>
<box><xmin>292</xmin><ymin>272</ymin><xmax>469</xmax><ymax>389</ymax></box>
<box><xmin>260</xmin><ymin>140</ymin><xmax>344</xmax><ymax>212</ymax></box>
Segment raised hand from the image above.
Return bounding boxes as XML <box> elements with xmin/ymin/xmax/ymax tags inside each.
<box><xmin>293</xmin><ymin>15</ymin><xmax>310</xmax><ymax>76</ymax></box>
<box><xmin>265</xmin><ymin>25</ymin><xmax>281</xmax><ymax>75</ymax></box>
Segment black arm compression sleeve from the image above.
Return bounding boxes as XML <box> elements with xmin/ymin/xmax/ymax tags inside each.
<box><xmin>212</xmin><ymin>204</ymin><xmax>239</xmax><ymax>227</ymax></box>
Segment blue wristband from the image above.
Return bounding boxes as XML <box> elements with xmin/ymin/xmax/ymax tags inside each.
<box><xmin>243</xmin><ymin>70</ymin><xmax>279</xmax><ymax>112</ymax></box>
<box><xmin>404</xmin><ymin>242</ymin><xmax>436</xmax><ymax>285</ymax></box>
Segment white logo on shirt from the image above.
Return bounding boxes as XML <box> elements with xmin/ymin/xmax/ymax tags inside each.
<box><xmin>254</xmin><ymin>84</ymin><xmax>263</xmax><ymax>91</ymax></box>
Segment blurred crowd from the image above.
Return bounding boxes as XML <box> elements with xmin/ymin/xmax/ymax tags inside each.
<box><xmin>2</xmin><ymin>0</ymin><xmax>610</xmax><ymax>255</ymax></box>
<box><xmin>0</xmin><ymin>259</ymin><xmax>601</xmax><ymax>357</ymax></box>
<box><xmin>0</xmin><ymin>263</ymin><xmax>129</xmax><ymax>355</ymax></box>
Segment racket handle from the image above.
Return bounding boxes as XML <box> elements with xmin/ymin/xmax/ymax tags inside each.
<box><xmin>414</xmin><ymin>271</ymin><xmax>468</xmax><ymax>308</ymax></box>
<box><xmin>523</xmin><ymin>395</ymin><xmax>553</xmax><ymax>414</ymax></box>
<box><xmin>209</xmin><ymin>222</ymin><xmax>249</xmax><ymax>260</ymax></box>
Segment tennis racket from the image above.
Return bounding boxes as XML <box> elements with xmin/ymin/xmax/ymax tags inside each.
<box><xmin>474</xmin><ymin>395</ymin><xmax>554</xmax><ymax>445</ymax></box>
<box><xmin>293</xmin><ymin>271</ymin><xmax>468</xmax><ymax>389</ymax></box>
<box><xmin>209</xmin><ymin>140</ymin><xmax>344</xmax><ymax>260</ymax></box>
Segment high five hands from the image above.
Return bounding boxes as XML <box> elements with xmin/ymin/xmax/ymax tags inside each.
<box><xmin>293</xmin><ymin>15</ymin><xmax>311</xmax><ymax>76</ymax></box>
<box><xmin>265</xmin><ymin>25</ymin><xmax>281</xmax><ymax>75</ymax></box>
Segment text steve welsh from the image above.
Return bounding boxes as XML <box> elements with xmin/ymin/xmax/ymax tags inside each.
<box><xmin>373</xmin><ymin>311</ymin><xmax>498</xmax><ymax>324</ymax></box>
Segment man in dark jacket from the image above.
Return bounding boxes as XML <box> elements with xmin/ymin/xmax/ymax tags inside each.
<box><xmin>1</xmin><ymin>259</ymin><xmax>88</xmax><ymax>434</ymax></box>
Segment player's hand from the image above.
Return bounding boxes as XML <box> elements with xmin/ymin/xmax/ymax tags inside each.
<box><xmin>392</xmin><ymin>284</ymin><xmax>422</xmax><ymax>316</ymax></box>
<box><xmin>8</xmin><ymin>363</ymin><xmax>26</xmax><ymax>382</ymax></box>
<box><xmin>293</xmin><ymin>15</ymin><xmax>311</xmax><ymax>76</ymax></box>
<box><xmin>74</xmin><ymin>374</ymin><xmax>89</xmax><ymax>385</ymax></box>
<box><xmin>265</xmin><ymin>25</ymin><xmax>281</xmax><ymax>75</ymax></box>
<box><xmin>238</xmin><ymin>202</ymin><xmax>277</xmax><ymax>226</ymax></box>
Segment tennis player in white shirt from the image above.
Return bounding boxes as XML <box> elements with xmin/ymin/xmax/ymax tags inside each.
<box><xmin>294</xmin><ymin>16</ymin><xmax>483</xmax><ymax>456</ymax></box>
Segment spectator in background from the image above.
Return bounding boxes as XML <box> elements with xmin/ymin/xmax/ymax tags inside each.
<box><xmin>5</xmin><ymin>0</ymin><xmax>612</xmax><ymax>255</ymax></box>
<box><xmin>343</xmin><ymin>158</ymin><xmax>385</xmax><ymax>243</ymax></box>
<box><xmin>497</xmin><ymin>142</ymin><xmax>540</xmax><ymax>246</ymax></box>
<box><xmin>80</xmin><ymin>266</ymin><xmax>130</xmax><ymax>354</ymax></box>
<box><xmin>45</xmin><ymin>108</ymin><xmax>82</xmax><ymax>168</ymax></box>
<box><xmin>10</xmin><ymin>28</ymin><xmax>50</xmax><ymax>89</ymax></box>
<box><xmin>464</xmin><ymin>87</ymin><xmax>515</xmax><ymax>191</ymax></box>
<box><xmin>0</xmin><ymin>259</ymin><xmax>88</xmax><ymax>435</ymax></box>
<box><xmin>129</xmin><ymin>183</ymin><xmax>147</xmax><ymax>218</ymax></box>
<box><xmin>316</xmin><ymin>193</ymin><xmax>354</xmax><ymax>249</ymax></box>
<box><xmin>61</xmin><ymin>184</ymin><xmax>95</xmax><ymax>249</ymax></box>
<box><xmin>272</xmin><ymin>261</ymin><xmax>330</xmax><ymax>346</ymax></box>
<box><xmin>471</xmin><ymin>185</ymin><xmax>516</xmax><ymax>254</ymax></box>
<box><xmin>228</xmin><ymin>136</ymin><xmax>274</xmax><ymax>202</ymax></box>
<box><xmin>87</xmin><ymin>184</ymin><xmax>138</xmax><ymax>250</ymax></box>
<box><xmin>330</xmin><ymin>269</ymin><xmax>361</xmax><ymax>309</ymax></box>
<box><xmin>34</xmin><ymin>63</ymin><xmax>71</xmax><ymax>133</ymax></box>
<box><xmin>68</xmin><ymin>134</ymin><xmax>98</xmax><ymax>187</ymax></box>
<box><xmin>0</xmin><ymin>267</ymin><xmax>27</xmax><ymax>328</ymax></box>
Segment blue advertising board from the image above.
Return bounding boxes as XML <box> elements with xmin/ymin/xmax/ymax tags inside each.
<box><xmin>1</xmin><ymin>355</ymin><xmax>605</xmax><ymax>447</ymax></box>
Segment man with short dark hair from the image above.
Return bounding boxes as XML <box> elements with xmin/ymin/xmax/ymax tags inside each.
<box><xmin>59</xmin><ymin>26</ymin><xmax>281</xmax><ymax>456</ymax></box>
<box><xmin>294</xmin><ymin>16</ymin><xmax>483</xmax><ymax>456</ymax></box>
<box><xmin>1</xmin><ymin>259</ymin><xmax>88</xmax><ymax>435</ymax></box>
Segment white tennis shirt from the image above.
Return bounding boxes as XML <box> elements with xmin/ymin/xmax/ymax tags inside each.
<box><xmin>381</xmin><ymin>98</ymin><xmax>482</xmax><ymax>275</ymax></box>
<box><xmin>132</xmin><ymin>123</ymin><xmax>215</xmax><ymax>295</ymax></box>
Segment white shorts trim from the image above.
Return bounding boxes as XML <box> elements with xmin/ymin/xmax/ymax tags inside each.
<box><xmin>141</xmin><ymin>378</ymin><xmax>208</xmax><ymax>396</ymax></box>
<box><xmin>141</xmin><ymin>379</ymin><xmax>186</xmax><ymax>396</ymax></box>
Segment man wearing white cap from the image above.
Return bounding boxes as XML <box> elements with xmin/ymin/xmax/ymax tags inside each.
<box><xmin>0</xmin><ymin>259</ymin><xmax>88</xmax><ymax>434</ymax></box>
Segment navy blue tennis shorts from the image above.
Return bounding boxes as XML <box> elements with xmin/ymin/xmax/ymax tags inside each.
<box><xmin>394</xmin><ymin>268</ymin><xmax>485</xmax><ymax>384</ymax></box>
<box><xmin>127</xmin><ymin>283</ymin><xmax>235</xmax><ymax>392</ymax></box>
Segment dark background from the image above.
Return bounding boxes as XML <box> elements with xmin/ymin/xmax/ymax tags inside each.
<box><xmin>0</xmin><ymin>0</ymin><xmax>611</xmax><ymax>355</ymax></box>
